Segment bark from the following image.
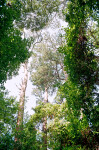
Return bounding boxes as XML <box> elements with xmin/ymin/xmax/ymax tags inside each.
<box><xmin>44</xmin><ymin>87</ymin><xmax>48</xmax><ymax>103</ymax></box>
<box><xmin>80</xmin><ymin>108</ymin><xmax>83</xmax><ymax>120</ymax></box>
<box><xmin>95</xmin><ymin>56</ymin><xmax>99</xmax><ymax>62</ymax></box>
<box><xmin>42</xmin><ymin>87</ymin><xmax>48</xmax><ymax>150</ymax></box>
<box><xmin>60</xmin><ymin>63</ymin><xmax>68</xmax><ymax>81</ymax></box>
<box><xmin>14</xmin><ymin>61</ymin><xmax>28</xmax><ymax>148</ymax></box>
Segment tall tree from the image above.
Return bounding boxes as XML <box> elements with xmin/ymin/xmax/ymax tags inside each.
<box><xmin>14</xmin><ymin>61</ymin><xmax>28</xmax><ymax>146</ymax></box>
<box><xmin>14</xmin><ymin>1</ymin><xmax>62</xmax><ymax>148</ymax></box>
<box><xmin>30</xmin><ymin>36</ymin><xmax>65</xmax><ymax>149</ymax></box>
<box><xmin>0</xmin><ymin>1</ymin><xmax>31</xmax><ymax>148</ymax></box>
<box><xmin>42</xmin><ymin>87</ymin><xmax>48</xmax><ymax>150</ymax></box>
<box><xmin>59</xmin><ymin>0</ymin><xmax>98</xmax><ymax>148</ymax></box>
<box><xmin>0</xmin><ymin>0</ymin><xmax>30</xmax><ymax>84</ymax></box>
<box><xmin>15</xmin><ymin>0</ymin><xmax>60</xmax><ymax>31</ymax></box>
<box><xmin>30</xmin><ymin>43</ymin><xmax>57</xmax><ymax>149</ymax></box>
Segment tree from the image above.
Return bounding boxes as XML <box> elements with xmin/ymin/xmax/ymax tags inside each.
<box><xmin>14</xmin><ymin>118</ymin><xmax>40</xmax><ymax>150</ymax></box>
<box><xmin>30</xmin><ymin>43</ymin><xmax>57</xmax><ymax>149</ymax></box>
<box><xmin>14</xmin><ymin>1</ymin><xmax>62</xmax><ymax>148</ymax></box>
<box><xmin>0</xmin><ymin>89</ymin><xmax>18</xmax><ymax>150</ymax></box>
<box><xmin>14</xmin><ymin>61</ymin><xmax>28</xmax><ymax>146</ymax></box>
<box><xmin>30</xmin><ymin>35</ymin><xmax>66</xmax><ymax>149</ymax></box>
<box><xmin>58</xmin><ymin>0</ymin><xmax>99</xmax><ymax>149</ymax></box>
<box><xmin>15</xmin><ymin>0</ymin><xmax>60</xmax><ymax>31</ymax></box>
<box><xmin>28</xmin><ymin>95</ymin><xmax>91</xmax><ymax>149</ymax></box>
<box><xmin>1</xmin><ymin>0</ymin><xmax>99</xmax><ymax>149</ymax></box>
<box><xmin>0</xmin><ymin>0</ymin><xmax>30</xmax><ymax>84</ymax></box>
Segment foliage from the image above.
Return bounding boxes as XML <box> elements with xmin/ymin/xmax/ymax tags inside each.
<box><xmin>30</xmin><ymin>42</ymin><xmax>63</xmax><ymax>91</ymax></box>
<box><xmin>57</xmin><ymin>0</ymin><xmax>99</xmax><ymax>149</ymax></box>
<box><xmin>16</xmin><ymin>0</ymin><xmax>60</xmax><ymax>31</ymax></box>
<box><xmin>59</xmin><ymin>0</ymin><xmax>99</xmax><ymax>131</ymax></box>
<box><xmin>14</xmin><ymin>121</ymin><xmax>40</xmax><ymax>150</ymax></box>
<box><xmin>0</xmin><ymin>89</ymin><xmax>18</xmax><ymax>131</ymax></box>
<box><xmin>27</xmin><ymin>101</ymin><xmax>97</xmax><ymax>150</ymax></box>
<box><xmin>0</xmin><ymin>0</ymin><xmax>31</xmax><ymax>84</ymax></box>
<box><xmin>0</xmin><ymin>133</ymin><xmax>15</xmax><ymax>150</ymax></box>
<box><xmin>0</xmin><ymin>0</ymin><xmax>99</xmax><ymax>149</ymax></box>
<box><xmin>0</xmin><ymin>89</ymin><xmax>18</xmax><ymax>150</ymax></box>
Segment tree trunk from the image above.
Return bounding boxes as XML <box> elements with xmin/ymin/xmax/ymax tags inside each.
<box><xmin>60</xmin><ymin>63</ymin><xmax>68</xmax><ymax>81</ymax></box>
<box><xmin>14</xmin><ymin>61</ymin><xmax>28</xmax><ymax>148</ymax></box>
<box><xmin>42</xmin><ymin>87</ymin><xmax>48</xmax><ymax>150</ymax></box>
<box><xmin>80</xmin><ymin>108</ymin><xmax>83</xmax><ymax>120</ymax></box>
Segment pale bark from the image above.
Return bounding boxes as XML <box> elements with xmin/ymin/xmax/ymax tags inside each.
<box><xmin>60</xmin><ymin>63</ymin><xmax>68</xmax><ymax>81</ymax></box>
<box><xmin>42</xmin><ymin>87</ymin><xmax>48</xmax><ymax>150</ymax></box>
<box><xmin>44</xmin><ymin>87</ymin><xmax>48</xmax><ymax>103</ymax></box>
<box><xmin>80</xmin><ymin>108</ymin><xmax>83</xmax><ymax>120</ymax></box>
<box><xmin>14</xmin><ymin>61</ymin><xmax>28</xmax><ymax>144</ymax></box>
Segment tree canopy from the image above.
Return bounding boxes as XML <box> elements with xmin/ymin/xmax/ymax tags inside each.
<box><xmin>0</xmin><ymin>0</ymin><xmax>99</xmax><ymax>150</ymax></box>
<box><xmin>0</xmin><ymin>0</ymin><xmax>30</xmax><ymax>83</ymax></box>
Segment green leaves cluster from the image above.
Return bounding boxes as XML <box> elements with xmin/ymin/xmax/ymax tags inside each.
<box><xmin>0</xmin><ymin>0</ymin><xmax>30</xmax><ymax>83</ymax></box>
<box><xmin>14</xmin><ymin>121</ymin><xmax>40</xmax><ymax>150</ymax></box>
<box><xmin>0</xmin><ymin>89</ymin><xmax>18</xmax><ymax>130</ymax></box>
<box><xmin>59</xmin><ymin>0</ymin><xmax>98</xmax><ymax>128</ymax></box>
<box><xmin>30</xmin><ymin>42</ymin><xmax>64</xmax><ymax>92</ymax></box>
<box><xmin>16</xmin><ymin>0</ymin><xmax>60</xmax><ymax>31</ymax></box>
<box><xmin>0</xmin><ymin>89</ymin><xmax>18</xmax><ymax>150</ymax></box>
<box><xmin>26</xmin><ymin>101</ymin><xmax>91</xmax><ymax>150</ymax></box>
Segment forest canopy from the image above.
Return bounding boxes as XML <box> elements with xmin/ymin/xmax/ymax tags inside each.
<box><xmin>0</xmin><ymin>0</ymin><xmax>99</xmax><ymax>150</ymax></box>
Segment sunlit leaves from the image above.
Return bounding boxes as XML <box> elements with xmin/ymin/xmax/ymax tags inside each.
<box><xmin>30</xmin><ymin>42</ymin><xmax>64</xmax><ymax>92</ymax></box>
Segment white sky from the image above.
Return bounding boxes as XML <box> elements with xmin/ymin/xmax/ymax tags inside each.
<box><xmin>4</xmin><ymin>63</ymin><xmax>36</xmax><ymax>115</ymax></box>
<box><xmin>4</xmin><ymin>17</ymin><xmax>98</xmax><ymax>117</ymax></box>
<box><xmin>4</xmin><ymin>18</ymin><xmax>67</xmax><ymax>116</ymax></box>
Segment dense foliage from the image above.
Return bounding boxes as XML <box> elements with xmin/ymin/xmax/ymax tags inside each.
<box><xmin>58</xmin><ymin>0</ymin><xmax>99</xmax><ymax>149</ymax></box>
<box><xmin>0</xmin><ymin>0</ymin><xmax>98</xmax><ymax>150</ymax></box>
<box><xmin>30</xmin><ymin>40</ymin><xmax>64</xmax><ymax>92</ymax></box>
<box><xmin>16</xmin><ymin>0</ymin><xmax>60</xmax><ymax>31</ymax></box>
<box><xmin>0</xmin><ymin>89</ymin><xmax>18</xmax><ymax>150</ymax></box>
<box><xmin>0</xmin><ymin>0</ymin><xmax>30</xmax><ymax>83</ymax></box>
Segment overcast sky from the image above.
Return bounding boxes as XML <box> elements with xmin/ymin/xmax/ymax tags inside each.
<box><xmin>4</xmin><ymin>18</ymin><xmax>67</xmax><ymax>116</ymax></box>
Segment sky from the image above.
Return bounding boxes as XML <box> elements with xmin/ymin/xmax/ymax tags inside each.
<box><xmin>4</xmin><ymin>16</ymin><xmax>98</xmax><ymax>117</ymax></box>
<box><xmin>4</xmin><ymin>17</ymin><xmax>67</xmax><ymax>116</ymax></box>
<box><xmin>4</xmin><ymin>64</ymin><xmax>36</xmax><ymax>115</ymax></box>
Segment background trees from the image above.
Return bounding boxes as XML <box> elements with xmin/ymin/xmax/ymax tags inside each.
<box><xmin>0</xmin><ymin>0</ymin><xmax>98</xmax><ymax>149</ymax></box>
<box><xmin>12</xmin><ymin>0</ymin><xmax>61</xmax><ymax>148</ymax></box>
<box><xmin>29</xmin><ymin>34</ymin><xmax>65</xmax><ymax>149</ymax></box>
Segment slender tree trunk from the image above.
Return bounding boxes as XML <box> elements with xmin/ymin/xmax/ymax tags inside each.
<box><xmin>80</xmin><ymin>108</ymin><xmax>83</xmax><ymax>120</ymax></box>
<box><xmin>44</xmin><ymin>87</ymin><xmax>48</xmax><ymax>103</ymax></box>
<box><xmin>60</xmin><ymin>63</ymin><xmax>68</xmax><ymax>81</ymax></box>
<box><xmin>42</xmin><ymin>87</ymin><xmax>48</xmax><ymax>150</ymax></box>
<box><xmin>14</xmin><ymin>61</ymin><xmax>28</xmax><ymax>148</ymax></box>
